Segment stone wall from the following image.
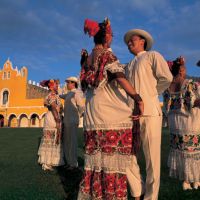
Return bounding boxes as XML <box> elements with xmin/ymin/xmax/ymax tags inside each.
<box><xmin>26</xmin><ymin>84</ymin><xmax>49</xmax><ymax>99</ymax></box>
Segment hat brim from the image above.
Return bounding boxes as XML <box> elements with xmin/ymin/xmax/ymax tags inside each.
<box><xmin>65</xmin><ymin>77</ymin><xmax>78</xmax><ymax>83</ymax></box>
<box><xmin>124</xmin><ymin>29</ymin><xmax>153</xmax><ymax>51</ymax></box>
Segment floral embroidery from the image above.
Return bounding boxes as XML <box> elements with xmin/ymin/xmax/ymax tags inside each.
<box><xmin>163</xmin><ymin>79</ymin><xmax>199</xmax><ymax>113</ymax></box>
<box><xmin>84</xmin><ymin>129</ymin><xmax>132</xmax><ymax>155</ymax></box>
<box><xmin>170</xmin><ymin>133</ymin><xmax>200</xmax><ymax>152</ymax></box>
<box><xmin>80</xmin><ymin>49</ymin><xmax>117</xmax><ymax>90</ymax></box>
<box><xmin>79</xmin><ymin>170</ymin><xmax>128</xmax><ymax>200</ymax></box>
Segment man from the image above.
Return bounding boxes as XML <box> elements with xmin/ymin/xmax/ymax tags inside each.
<box><xmin>124</xmin><ymin>29</ymin><xmax>173</xmax><ymax>200</ymax></box>
<box><xmin>60</xmin><ymin>76</ymin><xmax>85</xmax><ymax>169</ymax></box>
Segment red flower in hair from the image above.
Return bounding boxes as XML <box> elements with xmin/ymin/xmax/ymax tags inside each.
<box><xmin>84</xmin><ymin>19</ymin><xmax>100</xmax><ymax>37</ymax></box>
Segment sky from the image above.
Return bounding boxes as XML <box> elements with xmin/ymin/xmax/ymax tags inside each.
<box><xmin>0</xmin><ymin>0</ymin><xmax>200</xmax><ymax>85</ymax></box>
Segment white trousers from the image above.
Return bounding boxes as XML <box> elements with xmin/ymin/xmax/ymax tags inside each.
<box><xmin>63</xmin><ymin>124</ymin><xmax>79</xmax><ymax>167</ymax></box>
<box><xmin>127</xmin><ymin>116</ymin><xmax>162</xmax><ymax>200</ymax></box>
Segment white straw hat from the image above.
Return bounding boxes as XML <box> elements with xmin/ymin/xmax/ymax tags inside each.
<box><xmin>65</xmin><ymin>76</ymin><xmax>78</xmax><ymax>83</ymax></box>
<box><xmin>124</xmin><ymin>29</ymin><xmax>154</xmax><ymax>51</ymax></box>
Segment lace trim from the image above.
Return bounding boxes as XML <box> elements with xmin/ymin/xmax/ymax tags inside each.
<box><xmin>168</xmin><ymin>149</ymin><xmax>200</xmax><ymax>182</ymax></box>
<box><xmin>84</xmin><ymin>123</ymin><xmax>132</xmax><ymax>130</ymax></box>
<box><xmin>84</xmin><ymin>152</ymin><xmax>135</xmax><ymax>173</ymax></box>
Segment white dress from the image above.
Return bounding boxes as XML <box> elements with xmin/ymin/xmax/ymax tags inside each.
<box><xmin>38</xmin><ymin>92</ymin><xmax>64</xmax><ymax>167</ymax></box>
<box><xmin>78</xmin><ymin>48</ymin><xmax>135</xmax><ymax>200</ymax></box>
<box><xmin>166</xmin><ymin>79</ymin><xmax>200</xmax><ymax>182</ymax></box>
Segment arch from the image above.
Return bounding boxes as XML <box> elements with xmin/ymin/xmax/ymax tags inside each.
<box><xmin>19</xmin><ymin>114</ymin><xmax>29</xmax><ymax>127</ymax></box>
<box><xmin>8</xmin><ymin>114</ymin><xmax>17</xmax><ymax>127</ymax></box>
<box><xmin>30</xmin><ymin>113</ymin><xmax>40</xmax><ymax>127</ymax></box>
<box><xmin>40</xmin><ymin>113</ymin><xmax>46</xmax><ymax>127</ymax></box>
<box><xmin>40</xmin><ymin>112</ymin><xmax>46</xmax><ymax>120</ymax></box>
<box><xmin>0</xmin><ymin>114</ymin><xmax>4</xmax><ymax>127</ymax></box>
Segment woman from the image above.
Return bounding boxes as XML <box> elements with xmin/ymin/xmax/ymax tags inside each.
<box><xmin>78</xmin><ymin>18</ymin><xmax>144</xmax><ymax>200</ymax></box>
<box><xmin>38</xmin><ymin>79</ymin><xmax>64</xmax><ymax>171</ymax></box>
<box><xmin>164</xmin><ymin>57</ymin><xmax>200</xmax><ymax>190</ymax></box>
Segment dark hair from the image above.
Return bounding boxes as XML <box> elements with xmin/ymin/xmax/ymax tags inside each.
<box><xmin>93</xmin><ymin>22</ymin><xmax>107</xmax><ymax>45</ymax></box>
<box><xmin>171</xmin><ymin>58</ymin><xmax>185</xmax><ymax>77</ymax></box>
<box><xmin>171</xmin><ymin>64</ymin><xmax>181</xmax><ymax>77</ymax></box>
<box><xmin>138</xmin><ymin>35</ymin><xmax>147</xmax><ymax>50</ymax></box>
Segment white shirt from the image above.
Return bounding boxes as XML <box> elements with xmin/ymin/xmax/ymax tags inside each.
<box><xmin>126</xmin><ymin>51</ymin><xmax>173</xmax><ymax>116</ymax></box>
<box><xmin>60</xmin><ymin>89</ymin><xmax>85</xmax><ymax>125</ymax></box>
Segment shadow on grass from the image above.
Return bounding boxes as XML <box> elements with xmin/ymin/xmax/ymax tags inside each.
<box><xmin>56</xmin><ymin>157</ymin><xmax>84</xmax><ymax>200</ymax></box>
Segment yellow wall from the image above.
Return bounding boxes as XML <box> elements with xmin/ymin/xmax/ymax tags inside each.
<box><xmin>0</xmin><ymin>59</ymin><xmax>47</xmax><ymax>127</ymax></box>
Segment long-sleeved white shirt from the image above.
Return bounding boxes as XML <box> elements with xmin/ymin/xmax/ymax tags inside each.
<box><xmin>60</xmin><ymin>89</ymin><xmax>85</xmax><ymax>125</ymax></box>
<box><xmin>126</xmin><ymin>51</ymin><xmax>173</xmax><ymax>116</ymax></box>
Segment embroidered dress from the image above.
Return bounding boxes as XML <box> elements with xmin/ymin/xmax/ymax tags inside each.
<box><xmin>78</xmin><ymin>48</ymin><xmax>135</xmax><ymax>200</ymax></box>
<box><xmin>166</xmin><ymin>79</ymin><xmax>200</xmax><ymax>182</ymax></box>
<box><xmin>38</xmin><ymin>92</ymin><xmax>64</xmax><ymax>167</ymax></box>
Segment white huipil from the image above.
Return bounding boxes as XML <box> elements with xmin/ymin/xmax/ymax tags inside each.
<box><xmin>60</xmin><ymin>89</ymin><xmax>85</xmax><ymax>167</ymax></box>
<box><xmin>38</xmin><ymin>92</ymin><xmax>64</xmax><ymax>167</ymax></box>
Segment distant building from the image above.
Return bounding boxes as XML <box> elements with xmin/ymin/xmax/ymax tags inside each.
<box><xmin>0</xmin><ymin>59</ymin><xmax>49</xmax><ymax>127</ymax></box>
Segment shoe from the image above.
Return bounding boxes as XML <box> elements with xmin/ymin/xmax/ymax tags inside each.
<box><xmin>183</xmin><ymin>181</ymin><xmax>192</xmax><ymax>190</ymax></box>
<box><xmin>193</xmin><ymin>182</ymin><xmax>200</xmax><ymax>189</ymax></box>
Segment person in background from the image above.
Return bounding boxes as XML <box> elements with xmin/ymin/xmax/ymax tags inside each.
<box><xmin>38</xmin><ymin>79</ymin><xmax>64</xmax><ymax>171</ymax></box>
<box><xmin>60</xmin><ymin>76</ymin><xmax>85</xmax><ymax>170</ymax></box>
<box><xmin>165</xmin><ymin>56</ymin><xmax>200</xmax><ymax>190</ymax></box>
<box><xmin>78</xmin><ymin>18</ymin><xmax>144</xmax><ymax>200</ymax></box>
<box><xmin>123</xmin><ymin>29</ymin><xmax>173</xmax><ymax>200</ymax></box>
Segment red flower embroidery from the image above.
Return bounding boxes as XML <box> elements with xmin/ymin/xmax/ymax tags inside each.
<box><xmin>121</xmin><ymin>131</ymin><xmax>132</xmax><ymax>146</ymax></box>
<box><xmin>116</xmin><ymin>189</ymin><xmax>126</xmax><ymax>198</ymax></box>
<box><xmin>116</xmin><ymin>175</ymin><xmax>127</xmax><ymax>190</ymax></box>
<box><xmin>106</xmin><ymin>131</ymin><xmax>119</xmax><ymax>146</ymax></box>
<box><xmin>93</xmin><ymin>181</ymin><xmax>102</xmax><ymax>197</ymax></box>
<box><xmin>102</xmin><ymin>146</ymin><xmax>113</xmax><ymax>153</ymax></box>
<box><xmin>104</xmin><ymin>174</ymin><xmax>115</xmax><ymax>192</ymax></box>
<box><xmin>193</xmin><ymin>136</ymin><xmax>198</xmax><ymax>144</ymax></box>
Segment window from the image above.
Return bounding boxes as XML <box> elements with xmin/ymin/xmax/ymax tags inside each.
<box><xmin>3</xmin><ymin>72</ymin><xmax>7</xmax><ymax>79</ymax></box>
<box><xmin>2</xmin><ymin>91</ymin><xmax>9</xmax><ymax>105</ymax></box>
<box><xmin>7</xmin><ymin>71</ymin><xmax>10</xmax><ymax>79</ymax></box>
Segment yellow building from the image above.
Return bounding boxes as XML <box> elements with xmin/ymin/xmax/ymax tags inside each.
<box><xmin>0</xmin><ymin>59</ymin><xmax>49</xmax><ymax>127</ymax></box>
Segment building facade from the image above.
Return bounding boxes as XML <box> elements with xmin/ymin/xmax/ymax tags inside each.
<box><xmin>0</xmin><ymin>59</ymin><xmax>49</xmax><ymax>127</ymax></box>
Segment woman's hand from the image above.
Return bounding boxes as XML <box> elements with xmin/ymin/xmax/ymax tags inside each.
<box><xmin>131</xmin><ymin>101</ymin><xmax>144</xmax><ymax>121</ymax></box>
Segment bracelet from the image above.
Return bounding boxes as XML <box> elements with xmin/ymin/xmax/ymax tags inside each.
<box><xmin>133</xmin><ymin>94</ymin><xmax>142</xmax><ymax>103</ymax></box>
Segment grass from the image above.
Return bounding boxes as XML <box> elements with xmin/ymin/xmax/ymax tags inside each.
<box><xmin>0</xmin><ymin>127</ymin><xmax>200</xmax><ymax>200</ymax></box>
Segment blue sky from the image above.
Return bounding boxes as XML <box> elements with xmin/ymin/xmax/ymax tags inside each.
<box><xmin>0</xmin><ymin>0</ymin><xmax>200</xmax><ymax>85</ymax></box>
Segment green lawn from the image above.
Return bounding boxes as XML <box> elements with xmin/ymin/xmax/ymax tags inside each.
<box><xmin>0</xmin><ymin>128</ymin><xmax>199</xmax><ymax>200</ymax></box>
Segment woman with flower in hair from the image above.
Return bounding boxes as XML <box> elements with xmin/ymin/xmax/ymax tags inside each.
<box><xmin>38</xmin><ymin>79</ymin><xmax>64</xmax><ymax>171</ymax></box>
<box><xmin>78</xmin><ymin>18</ymin><xmax>144</xmax><ymax>200</ymax></box>
<box><xmin>165</xmin><ymin>57</ymin><xmax>200</xmax><ymax>190</ymax></box>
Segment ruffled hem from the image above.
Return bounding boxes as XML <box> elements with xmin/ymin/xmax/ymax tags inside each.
<box><xmin>168</xmin><ymin>148</ymin><xmax>200</xmax><ymax>182</ymax></box>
